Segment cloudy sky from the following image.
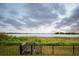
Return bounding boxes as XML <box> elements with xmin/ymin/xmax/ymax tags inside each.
<box><xmin>0</xmin><ymin>3</ymin><xmax>79</xmax><ymax>33</ymax></box>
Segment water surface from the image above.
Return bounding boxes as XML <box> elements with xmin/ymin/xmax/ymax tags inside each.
<box><xmin>8</xmin><ymin>33</ymin><xmax>79</xmax><ymax>37</ymax></box>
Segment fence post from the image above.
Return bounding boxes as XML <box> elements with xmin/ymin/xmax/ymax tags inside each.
<box><xmin>52</xmin><ymin>45</ymin><xmax>54</xmax><ymax>55</ymax></box>
<box><xmin>73</xmin><ymin>44</ymin><xmax>75</xmax><ymax>55</ymax></box>
<box><xmin>20</xmin><ymin>44</ymin><xmax>22</xmax><ymax>55</ymax></box>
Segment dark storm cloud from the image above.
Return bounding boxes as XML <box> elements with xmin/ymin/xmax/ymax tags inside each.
<box><xmin>4</xmin><ymin>18</ymin><xmax>24</xmax><ymax>29</ymax></box>
<box><xmin>24</xmin><ymin>3</ymin><xmax>66</xmax><ymax>19</ymax></box>
<box><xmin>45</xmin><ymin>3</ymin><xmax>66</xmax><ymax>15</ymax></box>
<box><xmin>9</xmin><ymin>10</ymin><xmax>19</xmax><ymax>16</ymax></box>
<box><xmin>0</xmin><ymin>15</ymin><xmax>5</xmax><ymax>21</ymax></box>
<box><xmin>0</xmin><ymin>22</ymin><xmax>6</xmax><ymax>27</ymax></box>
<box><xmin>55</xmin><ymin>6</ymin><xmax>79</xmax><ymax>31</ymax></box>
<box><xmin>0</xmin><ymin>3</ymin><xmax>66</xmax><ymax>29</ymax></box>
<box><xmin>22</xmin><ymin>3</ymin><xmax>66</xmax><ymax>28</ymax></box>
<box><xmin>69</xmin><ymin>21</ymin><xmax>79</xmax><ymax>32</ymax></box>
<box><xmin>0</xmin><ymin>3</ymin><xmax>7</xmax><ymax>9</ymax></box>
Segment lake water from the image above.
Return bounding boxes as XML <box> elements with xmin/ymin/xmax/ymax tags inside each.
<box><xmin>8</xmin><ymin>33</ymin><xmax>79</xmax><ymax>37</ymax></box>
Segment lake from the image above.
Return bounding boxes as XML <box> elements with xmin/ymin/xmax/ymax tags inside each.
<box><xmin>8</xmin><ymin>33</ymin><xmax>79</xmax><ymax>37</ymax></box>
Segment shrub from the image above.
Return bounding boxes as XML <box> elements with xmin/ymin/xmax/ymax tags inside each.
<box><xmin>0</xmin><ymin>32</ymin><xmax>9</xmax><ymax>41</ymax></box>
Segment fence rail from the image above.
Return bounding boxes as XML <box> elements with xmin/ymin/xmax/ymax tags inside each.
<box><xmin>20</xmin><ymin>43</ymin><xmax>78</xmax><ymax>55</ymax></box>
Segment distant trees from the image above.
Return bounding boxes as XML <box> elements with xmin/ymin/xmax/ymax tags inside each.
<box><xmin>54</xmin><ymin>32</ymin><xmax>64</xmax><ymax>34</ymax></box>
<box><xmin>54</xmin><ymin>32</ymin><xmax>79</xmax><ymax>34</ymax></box>
<box><xmin>0</xmin><ymin>32</ymin><xmax>12</xmax><ymax>41</ymax></box>
<box><xmin>0</xmin><ymin>32</ymin><xmax>8</xmax><ymax>40</ymax></box>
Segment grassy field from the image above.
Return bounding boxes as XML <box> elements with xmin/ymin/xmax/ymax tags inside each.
<box><xmin>1</xmin><ymin>36</ymin><xmax>79</xmax><ymax>45</ymax></box>
<box><xmin>0</xmin><ymin>33</ymin><xmax>79</xmax><ymax>55</ymax></box>
<box><xmin>0</xmin><ymin>32</ymin><xmax>79</xmax><ymax>45</ymax></box>
<box><xmin>12</xmin><ymin>36</ymin><xmax>79</xmax><ymax>45</ymax></box>
<box><xmin>0</xmin><ymin>37</ymin><xmax>79</xmax><ymax>55</ymax></box>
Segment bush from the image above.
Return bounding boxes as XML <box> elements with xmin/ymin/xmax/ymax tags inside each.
<box><xmin>0</xmin><ymin>32</ymin><xmax>9</xmax><ymax>41</ymax></box>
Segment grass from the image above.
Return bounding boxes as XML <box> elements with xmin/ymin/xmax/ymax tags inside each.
<box><xmin>0</xmin><ymin>33</ymin><xmax>79</xmax><ymax>55</ymax></box>
<box><xmin>1</xmin><ymin>36</ymin><xmax>79</xmax><ymax>45</ymax></box>
<box><xmin>0</xmin><ymin>32</ymin><xmax>79</xmax><ymax>45</ymax></box>
<box><xmin>0</xmin><ymin>43</ymin><xmax>79</xmax><ymax>55</ymax></box>
<box><xmin>22</xmin><ymin>45</ymin><xmax>79</xmax><ymax>56</ymax></box>
<box><xmin>14</xmin><ymin>36</ymin><xmax>79</xmax><ymax>45</ymax></box>
<box><xmin>0</xmin><ymin>45</ymin><xmax>20</xmax><ymax>56</ymax></box>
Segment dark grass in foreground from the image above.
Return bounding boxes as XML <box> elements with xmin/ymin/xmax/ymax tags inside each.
<box><xmin>0</xmin><ymin>45</ymin><xmax>79</xmax><ymax>56</ymax></box>
<box><xmin>0</xmin><ymin>45</ymin><xmax>20</xmax><ymax>56</ymax></box>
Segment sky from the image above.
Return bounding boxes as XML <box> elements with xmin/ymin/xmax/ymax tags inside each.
<box><xmin>0</xmin><ymin>3</ymin><xmax>79</xmax><ymax>33</ymax></box>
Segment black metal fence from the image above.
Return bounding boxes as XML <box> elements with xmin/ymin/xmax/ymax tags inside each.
<box><xmin>20</xmin><ymin>43</ymin><xmax>79</xmax><ymax>55</ymax></box>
